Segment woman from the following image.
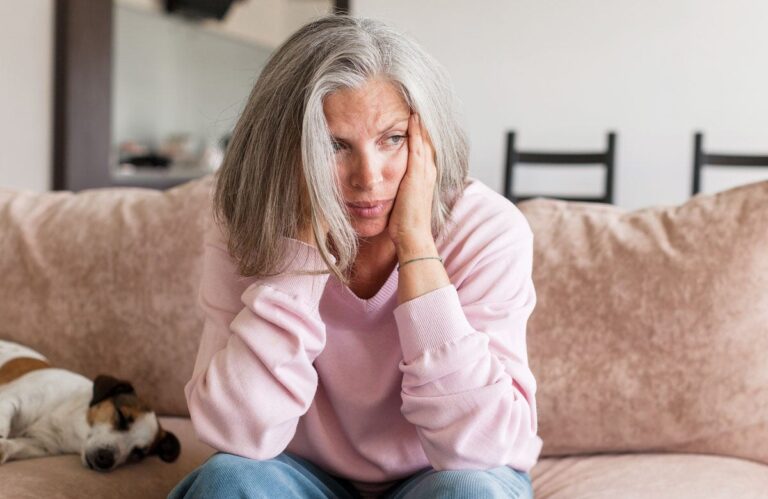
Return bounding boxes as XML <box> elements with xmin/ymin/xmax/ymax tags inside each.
<box><xmin>170</xmin><ymin>15</ymin><xmax>542</xmax><ymax>499</ymax></box>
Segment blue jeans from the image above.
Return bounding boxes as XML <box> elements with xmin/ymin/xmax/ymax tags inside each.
<box><xmin>168</xmin><ymin>451</ymin><xmax>533</xmax><ymax>498</ymax></box>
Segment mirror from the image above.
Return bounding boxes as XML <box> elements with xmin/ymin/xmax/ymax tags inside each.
<box><xmin>110</xmin><ymin>0</ymin><xmax>333</xmax><ymax>188</ymax></box>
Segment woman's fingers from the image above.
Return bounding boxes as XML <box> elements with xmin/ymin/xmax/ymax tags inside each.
<box><xmin>387</xmin><ymin>111</ymin><xmax>436</xmax><ymax>246</ymax></box>
<box><xmin>419</xmin><ymin>114</ymin><xmax>433</xmax><ymax>154</ymax></box>
<box><xmin>410</xmin><ymin>113</ymin><xmax>435</xmax><ymax>180</ymax></box>
<box><xmin>408</xmin><ymin>113</ymin><xmax>423</xmax><ymax>163</ymax></box>
<box><xmin>415</xmin><ymin>114</ymin><xmax>425</xmax><ymax>160</ymax></box>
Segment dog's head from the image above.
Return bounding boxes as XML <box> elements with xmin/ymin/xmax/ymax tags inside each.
<box><xmin>83</xmin><ymin>375</ymin><xmax>180</xmax><ymax>472</ymax></box>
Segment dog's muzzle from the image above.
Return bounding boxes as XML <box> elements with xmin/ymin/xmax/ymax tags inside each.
<box><xmin>86</xmin><ymin>448</ymin><xmax>116</xmax><ymax>471</ymax></box>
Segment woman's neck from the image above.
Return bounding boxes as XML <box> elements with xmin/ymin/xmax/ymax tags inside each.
<box><xmin>350</xmin><ymin>233</ymin><xmax>397</xmax><ymax>299</ymax></box>
<box><xmin>352</xmin><ymin>234</ymin><xmax>398</xmax><ymax>280</ymax></box>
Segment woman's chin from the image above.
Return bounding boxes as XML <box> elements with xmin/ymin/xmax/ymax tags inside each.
<box><xmin>352</xmin><ymin>220</ymin><xmax>388</xmax><ymax>239</ymax></box>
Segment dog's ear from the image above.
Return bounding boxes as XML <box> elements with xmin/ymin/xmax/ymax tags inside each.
<box><xmin>90</xmin><ymin>375</ymin><xmax>135</xmax><ymax>407</ymax></box>
<box><xmin>151</xmin><ymin>430</ymin><xmax>181</xmax><ymax>463</ymax></box>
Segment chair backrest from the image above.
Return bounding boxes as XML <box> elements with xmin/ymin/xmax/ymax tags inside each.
<box><xmin>692</xmin><ymin>132</ymin><xmax>768</xmax><ymax>195</ymax></box>
<box><xmin>504</xmin><ymin>131</ymin><xmax>617</xmax><ymax>204</ymax></box>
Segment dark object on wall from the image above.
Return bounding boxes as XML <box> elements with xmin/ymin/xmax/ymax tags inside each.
<box><xmin>165</xmin><ymin>0</ymin><xmax>238</xmax><ymax>20</ymax></box>
<box><xmin>53</xmin><ymin>0</ymin><xmax>113</xmax><ymax>191</ymax></box>
<box><xmin>692</xmin><ymin>132</ymin><xmax>768</xmax><ymax>195</ymax></box>
<box><xmin>504</xmin><ymin>131</ymin><xmax>617</xmax><ymax>204</ymax></box>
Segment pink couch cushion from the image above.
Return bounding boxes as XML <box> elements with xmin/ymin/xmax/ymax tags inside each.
<box><xmin>0</xmin><ymin>178</ymin><xmax>212</xmax><ymax>416</ymax></box>
<box><xmin>520</xmin><ymin>180</ymin><xmax>768</xmax><ymax>464</ymax></box>
<box><xmin>531</xmin><ymin>452</ymin><xmax>768</xmax><ymax>499</ymax></box>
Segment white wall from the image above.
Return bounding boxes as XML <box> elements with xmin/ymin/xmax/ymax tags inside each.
<box><xmin>355</xmin><ymin>0</ymin><xmax>768</xmax><ymax>209</ymax></box>
<box><xmin>0</xmin><ymin>0</ymin><xmax>53</xmax><ymax>191</ymax></box>
<box><xmin>5</xmin><ymin>1</ymin><xmax>768</xmax><ymax>203</ymax></box>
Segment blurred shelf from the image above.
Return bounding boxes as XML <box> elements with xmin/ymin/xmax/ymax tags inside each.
<box><xmin>110</xmin><ymin>165</ymin><xmax>214</xmax><ymax>190</ymax></box>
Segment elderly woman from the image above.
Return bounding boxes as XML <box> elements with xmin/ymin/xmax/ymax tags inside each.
<box><xmin>170</xmin><ymin>14</ymin><xmax>542</xmax><ymax>499</ymax></box>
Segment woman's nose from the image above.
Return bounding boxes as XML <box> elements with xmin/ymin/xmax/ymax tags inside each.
<box><xmin>350</xmin><ymin>150</ymin><xmax>384</xmax><ymax>190</ymax></box>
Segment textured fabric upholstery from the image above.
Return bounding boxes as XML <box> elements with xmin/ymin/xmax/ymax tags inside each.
<box><xmin>0</xmin><ymin>177</ymin><xmax>213</xmax><ymax>417</ymax></box>
<box><xmin>1</xmin><ymin>177</ymin><xmax>767</xmax><ymax>497</ymax></box>
<box><xmin>520</xmin><ymin>180</ymin><xmax>768</xmax><ymax>464</ymax></box>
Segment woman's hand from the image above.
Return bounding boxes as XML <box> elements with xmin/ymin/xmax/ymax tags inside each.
<box><xmin>387</xmin><ymin>113</ymin><xmax>438</xmax><ymax>253</ymax></box>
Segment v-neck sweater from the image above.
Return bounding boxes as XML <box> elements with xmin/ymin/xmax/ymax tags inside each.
<box><xmin>185</xmin><ymin>177</ymin><xmax>543</xmax><ymax>496</ymax></box>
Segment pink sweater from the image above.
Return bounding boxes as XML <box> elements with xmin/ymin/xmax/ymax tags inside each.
<box><xmin>186</xmin><ymin>177</ymin><xmax>543</xmax><ymax>495</ymax></box>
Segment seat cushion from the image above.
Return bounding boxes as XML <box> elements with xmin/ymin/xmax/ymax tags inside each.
<box><xmin>531</xmin><ymin>452</ymin><xmax>768</xmax><ymax>499</ymax></box>
<box><xmin>0</xmin><ymin>417</ymin><xmax>215</xmax><ymax>499</ymax></box>
<box><xmin>519</xmin><ymin>180</ymin><xmax>768</xmax><ymax>464</ymax></box>
<box><xmin>3</xmin><ymin>421</ymin><xmax>767</xmax><ymax>498</ymax></box>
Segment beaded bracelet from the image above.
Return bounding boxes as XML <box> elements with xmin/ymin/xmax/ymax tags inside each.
<box><xmin>397</xmin><ymin>256</ymin><xmax>444</xmax><ymax>272</ymax></box>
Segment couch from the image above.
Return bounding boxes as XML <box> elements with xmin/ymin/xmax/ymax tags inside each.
<box><xmin>0</xmin><ymin>175</ymin><xmax>767</xmax><ymax>498</ymax></box>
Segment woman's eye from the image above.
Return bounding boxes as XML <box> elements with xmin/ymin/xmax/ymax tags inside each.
<box><xmin>331</xmin><ymin>141</ymin><xmax>345</xmax><ymax>153</ymax></box>
<box><xmin>387</xmin><ymin>135</ymin><xmax>406</xmax><ymax>146</ymax></box>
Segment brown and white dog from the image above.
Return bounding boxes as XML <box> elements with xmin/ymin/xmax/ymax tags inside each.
<box><xmin>0</xmin><ymin>340</ymin><xmax>180</xmax><ymax>471</ymax></box>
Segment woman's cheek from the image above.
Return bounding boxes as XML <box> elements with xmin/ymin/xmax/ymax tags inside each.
<box><xmin>334</xmin><ymin>156</ymin><xmax>351</xmax><ymax>180</ymax></box>
<box><xmin>391</xmin><ymin>146</ymin><xmax>409</xmax><ymax>180</ymax></box>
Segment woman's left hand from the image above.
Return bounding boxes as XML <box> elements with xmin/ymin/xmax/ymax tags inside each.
<box><xmin>387</xmin><ymin>112</ymin><xmax>437</xmax><ymax>251</ymax></box>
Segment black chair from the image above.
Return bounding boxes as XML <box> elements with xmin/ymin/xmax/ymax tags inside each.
<box><xmin>504</xmin><ymin>131</ymin><xmax>616</xmax><ymax>204</ymax></box>
<box><xmin>692</xmin><ymin>132</ymin><xmax>768</xmax><ymax>195</ymax></box>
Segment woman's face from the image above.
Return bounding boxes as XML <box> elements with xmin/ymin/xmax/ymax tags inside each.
<box><xmin>323</xmin><ymin>79</ymin><xmax>411</xmax><ymax>239</ymax></box>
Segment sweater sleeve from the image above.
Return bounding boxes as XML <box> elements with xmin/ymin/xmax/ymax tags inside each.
<box><xmin>392</xmin><ymin>220</ymin><xmax>543</xmax><ymax>472</ymax></box>
<box><xmin>185</xmin><ymin>217</ymin><xmax>332</xmax><ymax>460</ymax></box>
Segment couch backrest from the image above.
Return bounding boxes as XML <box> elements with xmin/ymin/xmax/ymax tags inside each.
<box><xmin>3</xmin><ymin>175</ymin><xmax>768</xmax><ymax>467</ymax></box>
<box><xmin>519</xmin><ymin>180</ymin><xmax>768</xmax><ymax>465</ymax></box>
<box><xmin>0</xmin><ymin>176</ymin><xmax>212</xmax><ymax>416</ymax></box>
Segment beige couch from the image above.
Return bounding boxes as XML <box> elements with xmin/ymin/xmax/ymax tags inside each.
<box><xmin>1</xmin><ymin>175</ymin><xmax>767</xmax><ymax>498</ymax></box>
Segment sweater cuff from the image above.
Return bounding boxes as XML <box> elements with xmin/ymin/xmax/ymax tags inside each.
<box><xmin>253</xmin><ymin>237</ymin><xmax>334</xmax><ymax>310</ymax></box>
<box><xmin>393</xmin><ymin>285</ymin><xmax>475</xmax><ymax>363</ymax></box>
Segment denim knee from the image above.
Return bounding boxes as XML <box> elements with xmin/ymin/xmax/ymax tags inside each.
<box><xmin>201</xmin><ymin>453</ymin><xmax>257</xmax><ymax>476</ymax></box>
<box><xmin>419</xmin><ymin>468</ymin><xmax>530</xmax><ymax>499</ymax></box>
<box><xmin>433</xmin><ymin>470</ymin><xmax>505</xmax><ymax>493</ymax></box>
<box><xmin>187</xmin><ymin>453</ymin><xmax>284</xmax><ymax>497</ymax></box>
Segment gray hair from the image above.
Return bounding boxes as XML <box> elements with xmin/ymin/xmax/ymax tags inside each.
<box><xmin>213</xmin><ymin>15</ymin><xmax>469</xmax><ymax>284</ymax></box>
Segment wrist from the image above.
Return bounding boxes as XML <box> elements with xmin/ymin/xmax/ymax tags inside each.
<box><xmin>396</xmin><ymin>236</ymin><xmax>438</xmax><ymax>261</ymax></box>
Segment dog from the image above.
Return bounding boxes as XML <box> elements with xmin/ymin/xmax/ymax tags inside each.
<box><xmin>0</xmin><ymin>340</ymin><xmax>180</xmax><ymax>471</ymax></box>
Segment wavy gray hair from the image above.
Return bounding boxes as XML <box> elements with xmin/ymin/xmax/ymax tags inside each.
<box><xmin>213</xmin><ymin>15</ymin><xmax>469</xmax><ymax>284</ymax></box>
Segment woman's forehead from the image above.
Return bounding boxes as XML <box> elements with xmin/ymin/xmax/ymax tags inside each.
<box><xmin>323</xmin><ymin>80</ymin><xmax>410</xmax><ymax>137</ymax></box>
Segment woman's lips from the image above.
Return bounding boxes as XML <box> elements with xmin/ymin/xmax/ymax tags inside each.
<box><xmin>345</xmin><ymin>199</ymin><xmax>393</xmax><ymax>218</ymax></box>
